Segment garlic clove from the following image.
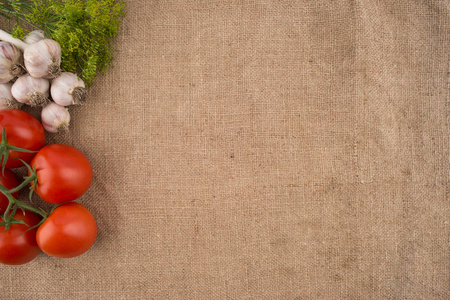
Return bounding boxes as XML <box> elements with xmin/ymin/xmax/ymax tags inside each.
<box><xmin>41</xmin><ymin>102</ymin><xmax>70</xmax><ymax>133</ymax></box>
<box><xmin>51</xmin><ymin>72</ymin><xmax>87</xmax><ymax>106</ymax></box>
<box><xmin>11</xmin><ymin>75</ymin><xmax>50</xmax><ymax>106</ymax></box>
<box><xmin>0</xmin><ymin>83</ymin><xmax>22</xmax><ymax>109</ymax></box>
<box><xmin>0</xmin><ymin>42</ymin><xmax>22</xmax><ymax>63</ymax></box>
<box><xmin>24</xmin><ymin>39</ymin><xmax>61</xmax><ymax>79</ymax></box>
<box><xmin>0</xmin><ymin>42</ymin><xmax>24</xmax><ymax>83</ymax></box>
<box><xmin>24</xmin><ymin>30</ymin><xmax>45</xmax><ymax>44</ymax></box>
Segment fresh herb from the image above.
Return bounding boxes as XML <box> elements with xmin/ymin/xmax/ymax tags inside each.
<box><xmin>0</xmin><ymin>0</ymin><xmax>125</xmax><ymax>86</ymax></box>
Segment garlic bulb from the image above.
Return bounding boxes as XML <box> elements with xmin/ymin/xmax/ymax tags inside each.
<box><xmin>24</xmin><ymin>39</ymin><xmax>61</xmax><ymax>79</ymax></box>
<box><xmin>11</xmin><ymin>75</ymin><xmax>50</xmax><ymax>106</ymax></box>
<box><xmin>24</xmin><ymin>30</ymin><xmax>45</xmax><ymax>44</ymax></box>
<box><xmin>0</xmin><ymin>83</ymin><xmax>21</xmax><ymax>109</ymax></box>
<box><xmin>51</xmin><ymin>72</ymin><xmax>87</xmax><ymax>106</ymax></box>
<box><xmin>41</xmin><ymin>102</ymin><xmax>70</xmax><ymax>133</ymax></box>
<box><xmin>0</xmin><ymin>42</ymin><xmax>24</xmax><ymax>83</ymax></box>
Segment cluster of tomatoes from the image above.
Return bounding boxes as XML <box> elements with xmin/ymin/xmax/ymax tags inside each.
<box><xmin>0</xmin><ymin>109</ymin><xmax>96</xmax><ymax>265</ymax></box>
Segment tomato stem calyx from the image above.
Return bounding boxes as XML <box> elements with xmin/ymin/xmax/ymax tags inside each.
<box><xmin>10</xmin><ymin>158</ymin><xmax>38</xmax><ymax>202</ymax></box>
<box><xmin>0</xmin><ymin>158</ymin><xmax>47</xmax><ymax>230</ymax></box>
<box><xmin>0</xmin><ymin>126</ymin><xmax>38</xmax><ymax>176</ymax></box>
<box><xmin>0</xmin><ymin>183</ymin><xmax>47</xmax><ymax>231</ymax></box>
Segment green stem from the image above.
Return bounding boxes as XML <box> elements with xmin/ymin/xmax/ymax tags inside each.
<box><xmin>0</xmin><ymin>12</ymin><xmax>11</xmax><ymax>19</ymax></box>
<box><xmin>0</xmin><ymin>3</ymin><xmax>56</xmax><ymax>31</ymax></box>
<box><xmin>2</xmin><ymin>194</ymin><xmax>14</xmax><ymax>221</ymax></box>
<box><xmin>0</xmin><ymin>126</ymin><xmax>37</xmax><ymax>176</ymax></box>
<box><xmin>7</xmin><ymin>174</ymin><xmax>35</xmax><ymax>194</ymax></box>
<box><xmin>0</xmin><ymin>143</ymin><xmax>45</xmax><ymax>227</ymax></box>
<box><xmin>0</xmin><ymin>4</ymin><xmax>46</xmax><ymax>35</ymax></box>
<box><xmin>16</xmin><ymin>200</ymin><xmax>47</xmax><ymax>219</ymax></box>
<box><xmin>0</xmin><ymin>184</ymin><xmax>47</xmax><ymax>220</ymax></box>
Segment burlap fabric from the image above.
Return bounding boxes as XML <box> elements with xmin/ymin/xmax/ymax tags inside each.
<box><xmin>0</xmin><ymin>1</ymin><xmax>449</xmax><ymax>299</ymax></box>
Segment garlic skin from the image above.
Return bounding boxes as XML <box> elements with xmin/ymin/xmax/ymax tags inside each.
<box><xmin>0</xmin><ymin>83</ymin><xmax>22</xmax><ymax>109</ymax></box>
<box><xmin>24</xmin><ymin>39</ymin><xmax>61</xmax><ymax>79</ymax></box>
<box><xmin>51</xmin><ymin>72</ymin><xmax>87</xmax><ymax>106</ymax></box>
<box><xmin>24</xmin><ymin>30</ymin><xmax>45</xmax><ymax>44</ymax></box>
<box><xmin>41</xmin><ymin>102</ymin><xmax>70</xmax><ymax>133</ymax></box>
<box><xmin>11</xmin><ymin>75</ymin><xmax>50</xmax><ymax>106</ymax></box>
<box><xmin>0</xmin><ymin>42</ymin><xmax>24</xmax><ymax>83</ymax></box>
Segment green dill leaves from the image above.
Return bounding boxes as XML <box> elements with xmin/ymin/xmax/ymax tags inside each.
<box><xmin>11</xmin><ymin>23</ymin><xmax>26</xmax><ymax>39</ymax></box>
<box><xmin>1</xmin><ymin>0</ymin><xmax>125</xmax><ymax>86</ymax></box>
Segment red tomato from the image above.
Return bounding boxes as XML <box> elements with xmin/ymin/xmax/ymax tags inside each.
<box><xmin>36</xmin><ymin>202</ymin><xmax>97</xmax><ymax>258</ymax></box>
<box><xmin>0</xmin><ymin>168</ymin><xmax>21</xmax><ymax>213</ymax></box>
<box><xmin>30</xmin><ymin>144</ymin><xmax>92</xmax><ymax>204</ymax></box>
<box><xmin>0</xmin><ymin>109</ymin><xmax>45</xmax><ymax>168</ymax></box>
<box><xmin>0</xmin><ymin>210</ymin><xmax>42</xmax><ymax>265</ymax></box>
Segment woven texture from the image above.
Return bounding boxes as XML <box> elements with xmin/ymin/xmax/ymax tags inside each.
<box><xmin>1</xmin><ymin>0</ymin><xmax>449</xmax><ymax>299</ymax></box>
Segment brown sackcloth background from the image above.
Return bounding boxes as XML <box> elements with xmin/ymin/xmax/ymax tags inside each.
<box><xmin>1</xmin><ymin>0</ymin><xmax>449</xmax><ymax>299</ymax></box>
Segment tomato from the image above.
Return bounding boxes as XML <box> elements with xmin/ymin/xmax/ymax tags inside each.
<box><xmin>30</xmin><ymin>144</ymin><xmax>92</xmax><ymax>204</ymax></box>
<box><xmin>36</xmin><ymin>202</ymin><xmax>97</xmax><ymax>258</ymax></box>
<box><xmin>0</xmin><ymin>109</ymin><xmax>46</xmax><ymax>168</ymax></box>
<box><xmin>0</xmin><ymin>210</ymin><xmax>41</xmax><ymax>265</ymax></box>
<box><xmin>0</xmin><ymin>168</ymin><xmax>20</xmax><ymax>213</ymax></box>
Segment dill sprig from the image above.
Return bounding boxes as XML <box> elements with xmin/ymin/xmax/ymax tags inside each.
<box><xmin>0</xmin><ymin>0</ymin><xmax>125</xmax><ymax>86</ymax></box>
